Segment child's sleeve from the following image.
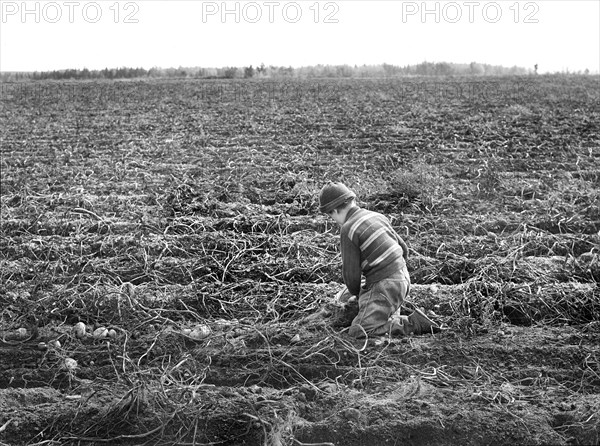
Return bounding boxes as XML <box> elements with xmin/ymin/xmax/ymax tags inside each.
<box><xmin>341</xmin><ymin>233</ymin><xmax>362</xmax><ymax>297</ymax></box>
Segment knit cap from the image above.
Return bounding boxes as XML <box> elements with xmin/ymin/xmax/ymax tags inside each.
<box><xmin>318</xmin><ymin>182</ymin><xmax>356</xmax><ymax>213</ymax></box>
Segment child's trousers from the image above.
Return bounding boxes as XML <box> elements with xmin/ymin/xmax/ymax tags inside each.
<box><xmin>348</xmin><ymin>268</ymin><xmax>410</xmax><ymax>338</ymax></box>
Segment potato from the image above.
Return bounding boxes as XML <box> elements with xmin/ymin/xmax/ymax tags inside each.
<box><xmin>73</xmin><ymin>322</ymin><xmax>86</xmax><ymax>338</ymax></box>
<box><xmin>64</xmin><ymin>357</ymin><xmax>78</xmax><ymax>370</ymax></box>
<box><xmin>189</xmin><ymin>324</ymin><xmax>211</xmax><ymax>340</ymax></box>
<box><xmin>93</xmin><ymin>327</ymin><xmax>108</xmax><ymax>339</ymax></box>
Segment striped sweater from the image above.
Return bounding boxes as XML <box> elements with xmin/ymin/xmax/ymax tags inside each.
<box><xmin>340</xmin><ymin>206</ymin><xmax>408</xmax><ymax>296</ymax></box>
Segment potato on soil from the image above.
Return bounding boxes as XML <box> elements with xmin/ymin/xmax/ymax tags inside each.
<box><xmin>93</xmin><ymin>327</ymin><xmax>109</xmax><ymax>339</ymax></box>
<box><xmin>64</xmin><ymin>358</ymin><xmax>78</xmax><ymax>370</ymax></box>
<box><xmin>73</xmin><ymin>322</ymin><xmax>86</xmax><ymax>338</ymax></box>
<box><xmin>183</xmin><ymin>324</ymin><xmax>211</xmax><ymax>340</ymax></box>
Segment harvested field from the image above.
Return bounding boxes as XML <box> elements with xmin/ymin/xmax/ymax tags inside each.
<box><xmin>0</xmin><ymin>76</ymin><xmax>599</xmax><ymax>445</ymax></box>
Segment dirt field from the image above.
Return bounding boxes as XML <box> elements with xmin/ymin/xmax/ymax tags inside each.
<box><xmin>1</xmin><ymin>76</ymin><xmax>599</xmax><ymax>446</ymax></box>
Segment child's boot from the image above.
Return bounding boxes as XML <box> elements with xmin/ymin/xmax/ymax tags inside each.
<box><xmin>389</xmin><ymin>315</ymin><xmax>412</xmax><ymax>335</ymax></box>
<box><xmin>407</xmin><ymin>308</ymin><xmax>441</xmax><ymax>334</ymax></box>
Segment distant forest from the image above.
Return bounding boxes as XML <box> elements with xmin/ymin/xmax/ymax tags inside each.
<box><xmin>0</xmin><ymin>62</ymin><xmax>546</xmax><ymax>81</ymax></box>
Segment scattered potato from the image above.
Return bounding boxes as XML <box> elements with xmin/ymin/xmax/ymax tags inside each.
<box><xmin>189</xmin><ymin>324</ymin><xmax>211</xmax><ymax>340</ymax></box>
<box><xmin>73</xmin><ymin>322</ymin><xmax>86</xmax><ymax>338</ymax></box>
<box><xmin>93</xmin><ymin>327</ymin><xmax>108</xmax><ymax>339</ymax></box>
<box><xmin>64</xmin><ymin>358</ymin><xmax>78</xmax><ymax>371</ymax></box>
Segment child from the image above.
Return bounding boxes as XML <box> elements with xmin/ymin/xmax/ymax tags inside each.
<box><xmin>319</xmin><ymin>181</ymin><xmax>439</xmax><ymax>338</ymax></box>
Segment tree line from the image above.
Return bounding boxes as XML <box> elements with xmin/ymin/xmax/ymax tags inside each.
<box><xmin>0</xmin><ymin>61</ymin><xmax>554</xmax><ymax>82</ymax></box>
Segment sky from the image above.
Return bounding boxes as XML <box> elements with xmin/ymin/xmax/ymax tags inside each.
<box><xmin>0</xmin><ymin>0</ymin><xmax>599</xmax><ymax>74</ymax></box>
